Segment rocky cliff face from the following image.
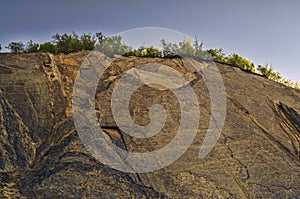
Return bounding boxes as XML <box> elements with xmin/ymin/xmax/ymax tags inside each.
<box><xmin>0</xmin><ymin>51</ymin><xmax>299</xmax><ymax>198</ymax></box>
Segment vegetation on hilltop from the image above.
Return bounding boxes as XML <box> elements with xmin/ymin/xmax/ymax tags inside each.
<box><xmin>1</xmin><ymin>32</ymin><xmax>299</xmax><ymax>90</ymax></box>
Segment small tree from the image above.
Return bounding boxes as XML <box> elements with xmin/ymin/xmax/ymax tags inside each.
<box><xmin>95</xmin><ymin>32</ymin><xmax>105</xmax><ymax>43</ymax></box>
<box><xmin>26</xmin><ymin>40</ymin><xmax>39</xmax><ymax>53</ymax></box>
<box><xmin>0</xmin><ymin>44</ymin><xmax>2</xmax><ymax>52</ymax></box>
<box><xmin>257</xmin><ymin>64</ymin><xmax>282</xmax><ymax>81</ymax></box>
<box><xmin>96</xmin><ymin>35</ymin><xmax>132</xmax><ymax>56</ymax></box>
<box><xmin>6</xmin><ymin>42</ymin><xmax>25</xmax><ymax>53</ymax></box>
<box><xmin>52</xmin><ymin>32</ymin><xmax>83</xmax><ymax>54</ymax></box>
<box><xmin>161</xmin><ymin>39</ymin><xmax>175</xmax><ymax>57</ymax></box>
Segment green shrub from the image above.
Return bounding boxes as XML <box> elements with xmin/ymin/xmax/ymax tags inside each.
<box><xmin>125</xmin><ymin>46</ymin><xmax>161</xmax><ymax>57</ymax></box>
<box><xmin>206</xmin><ymin>48</ymin><xmax>229</xmax><ymax>63</ymax></box>
<box><xmin>257</xmin><ymin>64</ymin><xmax>282</xmax><ymax>81</ymax></box>
<box><xmin>176</xmin><ymin>39</ymin><xmax>195</xmax><ymax>56</ymax></box>
<box><xmin>228</xmin><ymin>53</ymin><xmax>255</xmax><ymax>72</ymax></box>
<box><xmin>96</xmin><ymin>35</ymin><xmax>132</xmax><ymax>56</ymax></box>
<box><xmin>81</xmin><ymin>33</ymin><xmax>96</xmax><ymax>50</ymax></box>
<box><xmin>39</xmin><ymin>42</ymin><xmax>57</xmax><ymax>54</ymax></box>
<box><xmin>207</xmin><ymin>50</ymin><xmax>255</xmax><ymax>72</ymax></box>
<box><xmin>161</xmin><ymin>39</ymin><xmax>204</xmax><ymax>58</ymax></box>
<box><xmin>52</xmin><ymin>32</ymin><xmax>84</xmax><ymax>54</ymax></box>
<box><xmin>141</xmin><ymin>46</ymin><xmax>161</xmax><ymax>57</ymax></box>
<box><xmin>4</xmin><ymin>32</ymin><xmax>298</xmax><ymax>90</ymax></box>
<box><xmin>69</xmin><ymin>37</ymin><xmax>83</xmax><ymax>52</ymax></box>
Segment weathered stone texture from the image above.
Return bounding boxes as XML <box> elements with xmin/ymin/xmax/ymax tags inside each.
<box><xmin>0</xmin><ymin>52</ymin><xmax>299</xmax><ymax>198</ymax></box>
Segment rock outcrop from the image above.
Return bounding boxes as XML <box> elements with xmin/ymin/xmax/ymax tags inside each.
<box><xmin>0</xmin><ymin>51</ymin><xmax>299</xmax><ymax>198</ymax></box>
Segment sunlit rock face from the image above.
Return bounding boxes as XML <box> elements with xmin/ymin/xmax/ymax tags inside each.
<box><xmin>0</xmin><ymin>52</ymin><xmax>299</xmax><ymax>198</ymax></box>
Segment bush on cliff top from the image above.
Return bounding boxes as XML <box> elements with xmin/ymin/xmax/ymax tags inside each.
<box><xmin>1</xmin><ymin>32</ymin><xmax>299</xmax><ymax>90</ymax></box>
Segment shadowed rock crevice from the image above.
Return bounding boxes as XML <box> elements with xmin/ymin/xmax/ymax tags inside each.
<box><xmin>271</xmin><ymin>101</ymin><xmax>300</xmax><ymax>157</ymax></box>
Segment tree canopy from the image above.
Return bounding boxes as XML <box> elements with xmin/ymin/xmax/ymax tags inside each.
<box><xmin>6</xmin><ymin>42</ymin><xmax>25</xmax><ymax>53</ymax></box>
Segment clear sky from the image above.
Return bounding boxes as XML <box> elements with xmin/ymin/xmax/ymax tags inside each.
<box><xmin>1</xmin><ymin>0</ymin><xmax>299</xmax><ymax>81</ymax></box>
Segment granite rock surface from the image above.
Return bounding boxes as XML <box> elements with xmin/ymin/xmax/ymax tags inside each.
<box><xmin>0</xmin><ymin>52</ymin><xmax>299</xmax><ymax>198</ymax></box>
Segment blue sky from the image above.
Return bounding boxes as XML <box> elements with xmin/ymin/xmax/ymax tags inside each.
<box><xmin>1</xmin><ymin>0</ymin><xmax>299</xmax><ymax>81</ymax></box>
